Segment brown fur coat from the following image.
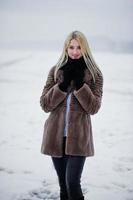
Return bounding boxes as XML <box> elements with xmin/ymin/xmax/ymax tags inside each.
<box><xmin>40</xmin><ymin>66</ymin><xmax>103</xmax><ymax>157</ymax></box>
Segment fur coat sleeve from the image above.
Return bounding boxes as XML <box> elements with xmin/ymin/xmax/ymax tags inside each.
<box><xmin>73</xmin><ymin>73</ymin><xmax>103</xmax><ymax>115</ymax></box>
<box><xmin>40</xmin><ymin>66</ymin><xmax>67</xmax><ymax>113</ymax></box>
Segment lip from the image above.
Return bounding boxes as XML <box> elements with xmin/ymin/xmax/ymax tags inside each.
<box><xmin>72</xmin><ymin>56</ymin><xmax>80</xmax><ymax>59</ymax></box>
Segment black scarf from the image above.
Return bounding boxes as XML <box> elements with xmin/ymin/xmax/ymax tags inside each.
<box><xmin>61</xmin><ymin>56</ymin><xmax>87</xmax><ymax>70</ymax></box>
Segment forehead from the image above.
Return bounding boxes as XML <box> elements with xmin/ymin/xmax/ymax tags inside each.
<box><xmin>69</xmin><ymin>39</ymin><xmax>80</xmax><ymax>46</ymax></box>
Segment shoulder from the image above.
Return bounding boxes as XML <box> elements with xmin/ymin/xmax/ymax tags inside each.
<box><xmin>47</xmin><ymin>65</ymin><xmax>63</xmax><ymax>83</ymax></box>
<box><xmin>48</xmin><ymin>65</ymin><xmax>56</xmax><ymax>74</ymax></box>
<box><xmin>46</xmin><ymin>65</ymin><xmax>57</xmax><ymax>79</ymax></box>
<box><xmin>95</xmin><ymin>69</ymin><xmax>103</xmax><ymax>83</ymax></box>
<box><xmin>48</xmin><ymin>65</ymin><xmax>62</xmax><ymax>75</ymax></box>
<box><xmin>94</xmin><ymin>70</ymin><xmax>103</xmax><ymax>90</ymax></box>
<box><xmin>84</xmin><ymin>68</ymin><xmax>103</xmax><ymax>87</ymax></box>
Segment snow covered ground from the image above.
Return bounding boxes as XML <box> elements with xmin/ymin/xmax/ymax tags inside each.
<box><xmin>0</xmin><ymin>49</ymin><xmax>133</xmax><ymax>200</ymax></box>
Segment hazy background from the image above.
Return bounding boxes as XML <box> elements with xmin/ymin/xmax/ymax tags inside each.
<box><xmin>0</xmin><ymin>0</ymin><xmax>133</xmax><ymax>53</ymax></box>
<box><xmin>0</xmin><ymin>1</ymin><xmax>133</xmax><ymax>200</ymax></box>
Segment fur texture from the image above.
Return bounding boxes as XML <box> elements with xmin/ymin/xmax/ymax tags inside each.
<box><xmin>40</xmin><ymin>65</ymin><xmax>103</xmax><ymax>157</ymax></box>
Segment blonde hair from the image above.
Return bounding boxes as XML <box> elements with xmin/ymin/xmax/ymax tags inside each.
<box><xmin>54</xmin><ymin>30</ymin><xmax>101</xmax><ymax>82</ymax></box>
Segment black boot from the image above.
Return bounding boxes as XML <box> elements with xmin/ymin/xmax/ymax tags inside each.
<box><xmin>75</xmin><ymin>196</ymin><xmax>84</xmax><ymax>200</ymax></box>
<box><xmin>60</xmin><ymin>193</ymin><xmax>68</xmax><ymax>200</ymax></box>
<box><xmin>69</xmin><ymin>196</ymin><xmax>84</xmax><ymax>200</ymax></box>
<box><xmin>78</xmin><ymin>197</ymin><xmax>84</xmax><ymax>200</ymax></box>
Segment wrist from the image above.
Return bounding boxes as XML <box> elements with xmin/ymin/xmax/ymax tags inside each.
<box><xmin>59</xmin><ymin>82</ymin><xmax>68</xmax><ymax>92</ymax></box>
<box><xmin>75</xmin><ymin>80</ymin><xmax>83</xmax><ymax>90</ymax></box>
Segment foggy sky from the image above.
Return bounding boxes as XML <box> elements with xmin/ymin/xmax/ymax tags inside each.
<box><xmin>0</xmin><ymin>0</ymin><xmax>133</xmax><ymax>51</ymax></box>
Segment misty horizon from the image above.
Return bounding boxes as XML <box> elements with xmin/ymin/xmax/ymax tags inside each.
<box><xmin>0</xmin><ymin>0</ymin><xmax>133</xmax><ymax>53</ymax></box>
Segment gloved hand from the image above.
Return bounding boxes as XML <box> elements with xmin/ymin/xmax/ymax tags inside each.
<box><xmin>59</xmin><ymin>65</ymin><xmax>74</xmax><ymax>92</ymax></box>
<box><xmin>72</xmin><ymin>58</ymin><xmax>86</xmax><ymax>90</ymax></box>
<box><xmin>59</xmin><ymin>56</ymin><xmax>87</xmax><ymax>91</ymax></box>
<box><xmin>73</xmin><ymin>65</ymin><xmax>85</xmax><ymax>90</ymax></box>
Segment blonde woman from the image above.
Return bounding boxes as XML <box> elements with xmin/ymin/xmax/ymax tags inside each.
<box><xmin>40</xmin><ymin>31</ymin><xmax>103</xmax><ymax>200</ymax></box>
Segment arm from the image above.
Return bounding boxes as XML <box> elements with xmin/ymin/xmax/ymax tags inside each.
<box><xmin>40</xmin><ymin>66</ymin><xmax>67</xmax><ymax>113</ymax></box>
<box><xmin>73</xmin><ymin>72</ymin><xmax>103</xmax><ymax>115</ymax></box>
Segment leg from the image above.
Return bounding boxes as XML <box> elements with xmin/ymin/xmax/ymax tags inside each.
<box><xmin>51</xmin><ymin>137</ymin><xmax>68</xmax><ymax>199</ymax></box>
<box><xmin>52</xmin><ymin>156</ymin><xmax>68</xmax><ymax>199</ymax></box>
<box><xmin>66</xmin><ymin>155</ymin><xmax>86</xmax><ymax>200</ymax></box>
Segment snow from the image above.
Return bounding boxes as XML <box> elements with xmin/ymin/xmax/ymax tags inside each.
<box><xmin>0</xmin><ymin>49</ymin><xmax>133</xmax><ymax>200</ymax></box>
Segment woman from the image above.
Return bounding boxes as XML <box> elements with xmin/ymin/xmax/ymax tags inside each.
<box><xmin>40</xmin><ymin>31</ymin><xmax>103</xmax><ymax>200</ymax></box>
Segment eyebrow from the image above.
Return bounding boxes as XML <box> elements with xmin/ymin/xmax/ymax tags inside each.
<box><xmin>69</xmin><ymin>45</ymin><xmax>81</xmax><ymax>48</ymax></box>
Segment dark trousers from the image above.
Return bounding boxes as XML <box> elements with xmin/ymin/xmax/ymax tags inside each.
<box><xmin>51</xmin><ymin>137</ymin><xmax>86</xmax><ymax>200</ymax></box>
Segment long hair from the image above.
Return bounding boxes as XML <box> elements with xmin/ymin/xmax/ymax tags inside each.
<box><xmin>54</xmin><ymin>30</ymin><xmax>101</xmax><ymax>82</ymax></box>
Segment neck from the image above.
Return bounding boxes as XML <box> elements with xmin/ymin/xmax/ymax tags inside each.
<box><xmin>67</xmin><ymin>56</ymin><xmax>87</xmax><ymax>69</ymax></box>
<box><xmin>68</xmin><ymin>56</ymin><xmax>83</xmax><ymax>62</ymax></box>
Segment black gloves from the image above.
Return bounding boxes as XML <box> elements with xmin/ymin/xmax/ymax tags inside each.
<box><xmin>58</xmin><ymin>65</ymin><xmax>74</xmax><ymax>92</ymax></box>
<box><xmin>73</xmin><ymin>65</ymin><xmax>85</xmax><ymax>90</ymax></box>
<box><xmin>59</xmin><ymin>56</ymin><xmax>87</xmax><ymax>92</ymax></box>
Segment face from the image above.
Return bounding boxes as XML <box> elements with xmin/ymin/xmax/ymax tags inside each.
<box><xmin>67</xmin><ymin>39</ymin><xmax>82</xmax><ymax>59</ymax></box>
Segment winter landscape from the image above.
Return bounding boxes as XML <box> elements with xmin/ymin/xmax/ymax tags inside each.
<box><xmin>0</xmin><ymin>0</ymin><xmax>133</xmax><ymax>199</ymax></box>
<box><xmin>0</xmin><ymin>49</ymin><xmax>133</xmax><ymax>200</ymax></box>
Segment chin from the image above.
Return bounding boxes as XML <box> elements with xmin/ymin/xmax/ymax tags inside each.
<box><xmin>72</xmin><ymin>56</ymin><xmax>81</xmax><ymax>59</ymax></box>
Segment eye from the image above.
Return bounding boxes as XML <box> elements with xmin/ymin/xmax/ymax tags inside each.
<box><xmin>69</xmin><ymin>46</ymin><xmax>74</xmax><ymax>49</ymax></box>
<box><xmin>77</xmin><ymin>46</ymin><xmax>81</xmax><ymax>49</ymax></box>
<box><xmin>68</xmin><ymin>46</ymin><xmax>81</xmax><ymax>50</ymax></box>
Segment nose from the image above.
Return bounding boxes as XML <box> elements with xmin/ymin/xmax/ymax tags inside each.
<box><xmin>73</xmin><ymin>49</ymin><xmax>79</xmax><ymax>56</ymax></box>
<box><xmin>73</xmin><ymin>49</ymin><xmax>78</xmax><ymax>54</ymax></box>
